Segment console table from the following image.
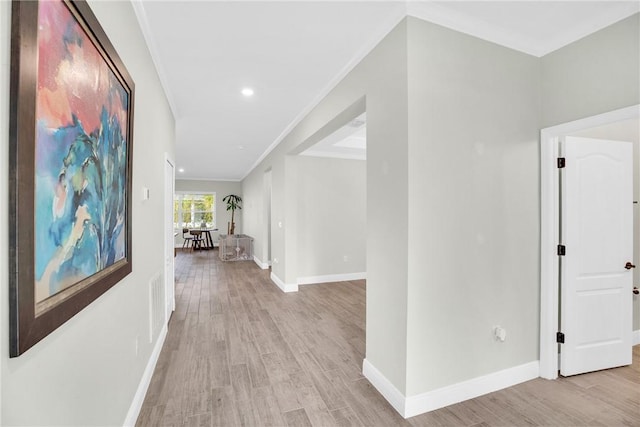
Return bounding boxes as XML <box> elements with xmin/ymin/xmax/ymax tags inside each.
<box><xmin>219</xmin><ymin>234</ymin><xmax>253</xmax><ymax>261</ymax></box>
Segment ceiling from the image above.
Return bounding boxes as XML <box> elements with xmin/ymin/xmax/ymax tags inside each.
<box><xmin>132</xmin><ymin>1</ymin><xmax>640</xmax><ymax>181</ymax></box>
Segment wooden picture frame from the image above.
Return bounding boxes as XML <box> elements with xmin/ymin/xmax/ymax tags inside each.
<box><xmin>9</xmin><ymin>0</ymin><xmax>134</xmax><ymax>357</ymax></box>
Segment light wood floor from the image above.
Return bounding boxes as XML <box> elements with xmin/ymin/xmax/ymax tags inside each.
<box><xmin>137</xmin><ymin>249</ymin><xmax>640</xmax><ymax>426</ymax></box>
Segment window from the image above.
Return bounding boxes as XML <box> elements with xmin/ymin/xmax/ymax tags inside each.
<box><xmin>174</xmin><ymin>193</ymin><xmax>215</xmax><ymax>229</ymax></box>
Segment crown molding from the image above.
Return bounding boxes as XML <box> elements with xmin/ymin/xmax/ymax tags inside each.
<box><xmin>407</xmin><ymin>1</ymin><xmax>640</xmax><ymax>58</ymax></box>
<box><xmin>131</xmin><ymin>1</ymin><xmax>179</xmax><ymax>118</ymax></box>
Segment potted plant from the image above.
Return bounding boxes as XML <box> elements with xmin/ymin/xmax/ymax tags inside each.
<box><xmin>223</xmin><ymin>194</ymin><xmax>242</xmax><ymax>235</ymax></box>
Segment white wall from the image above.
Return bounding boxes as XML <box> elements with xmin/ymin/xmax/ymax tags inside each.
<box><xmin>242</xmin><ymin>170</ymin><xmax>267</xmax><ymax>263</ymax></box>
<box><xmin>401</xmin><ymin>14</ymin><xmax>639</xmax><ymax>399</ymax></box>
<box><xmin>296</xmin><ymin>156</ymin><xmax>366</xmax><ymax>281</ymax></box>
<box><xmin>541</xmin><ymin>13</ymin><xmax>639</xmax><ymax>128</ymax></box>
<box><xmin>243</xmin><ymin>155</ymin><xmax>287</xmax><ymax>275</ymax></box>
<box><xmin>405</xmin><ymin>16</ymin><xmax>541</xmax><ymax>396</ymax></box>
<box><xmin>174</xmin><ymin>179</ymin><xmax>242</xmax><ymax>246</ymax></box>
<box><xmin>0</xmin><ymin>1</ymin><xmax>175</xmax><ymax>425</ymax></box>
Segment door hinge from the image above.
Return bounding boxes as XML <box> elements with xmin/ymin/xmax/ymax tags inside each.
<box><xmin>556</xmin><ymin>332</ymin><xmax>565</xmax><ymax>343</ymax></box>
<box><xmin>557</xmin><ymin>245</ymin><xmax>566</xmax><ymax>256</ymax></box>
<box><xmin>557</xmin><ymin>157</ymin><xmax>566</xmax><ymax>168</ymax></box>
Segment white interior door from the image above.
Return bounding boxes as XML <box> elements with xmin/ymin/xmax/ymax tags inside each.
<box><xmin>164</xmin><ymin>157</ymin><xmax>175</xmax><ymax>322</ymax></box>
<box><xmin>560</xmin><ymin>136</ymin><xmax>633</xmax><ymax>376</ymax></box>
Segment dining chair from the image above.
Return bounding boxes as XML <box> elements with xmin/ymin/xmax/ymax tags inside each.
<box><xmin>189</xmin><ymin>229</ymin><xmax>203</xmax><ymax>250</ymax></box>
<box><xmin>182</xmin><ymin>228</ymin><xmax>193</xmax><ymax>249</ymax></box>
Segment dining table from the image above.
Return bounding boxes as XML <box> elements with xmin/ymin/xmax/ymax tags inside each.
<box><xmin>190</xmin><ymin>228</ymin><xmax>217</xmax><ymax>250</ymax></box>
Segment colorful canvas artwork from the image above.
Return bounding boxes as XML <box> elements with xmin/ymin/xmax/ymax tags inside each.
<box><xmin>34</xmin><ymin>0</ymin><xmax>129</xmax><ymax>303</ymax></box>
<box><xmin>9</xmin><ymin>0</ymin><xmax>134</xmax><ymax>356</ymax></box>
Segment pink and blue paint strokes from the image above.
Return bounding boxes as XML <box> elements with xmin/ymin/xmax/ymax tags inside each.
<box><xmin>34</xmin><ymin>0</ymin><xmax>129</xmax><ymax>303</ymax></box>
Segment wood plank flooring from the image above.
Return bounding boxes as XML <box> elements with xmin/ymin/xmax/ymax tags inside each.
<box><xmin>137</xmin><ymin>250</ymin><xmax>640</xmax><ymax>426</ymax></box>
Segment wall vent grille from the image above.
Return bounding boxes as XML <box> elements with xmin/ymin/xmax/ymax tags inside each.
<box><xmin>149</xmin><ymin>272</ymin><xmax>164</xmax><ymax>343</ymax></box>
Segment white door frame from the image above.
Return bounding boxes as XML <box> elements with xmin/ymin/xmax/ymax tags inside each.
<box><xmin>539</xmin><ymin>104</ymin><xmax>639</xmax><ymax>379</ymax></box>
<box><xmin>164</xmin><ymin>153</ymin><xmax>176</xmax><ymax>321</ymax></box>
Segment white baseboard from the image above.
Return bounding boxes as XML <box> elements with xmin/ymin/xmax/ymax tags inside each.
<box><xmin>363</xmin><ymin>358</ymin><xmax>539</xmax><ymax>419</ymax></box>
<box><xmin>253</xmin><ymin>255</ymin><xmax>269</xmax><ymax>270</ymax></box>
<box><xmin>270</xmin><ymin>272</ymin><xmax>298</xmax><ymax>293</ymax></box>
<box><xmin>362</xmin><ymin>359</ymin><xmax>406</xmax><ymax>416</ymax></box>
<box><xmin>405</xmin><ymin>360</ymin><xmax>539</xmax><ymax>418</ymax></box>
<box><xmin>298</xmin><ymin>272</ymin><xmax>366</xmax><ymax>285</ymax></box>
<box><xmin>123</xmin><ymin>324</ymin><xmax>168</xmax><ymax>427</ymax></box>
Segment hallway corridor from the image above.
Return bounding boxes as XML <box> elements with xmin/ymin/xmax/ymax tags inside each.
<box><xmin>136</xmin><ymin>250</ymin><xmax>640</xmax><ymax>426</ymax></box>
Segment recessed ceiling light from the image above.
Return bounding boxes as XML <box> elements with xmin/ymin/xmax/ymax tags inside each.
<box><xmin>238</xmin><ymin>145</ymin><xmax>244</xmax><ymax>150</ymax></box>
<box><xmin>178</xmin><ymin>168</ymin><xmax>185</xmax><ymax>173</ymax></box>
<box><xmin>241</xmin><ymin>87</ymin><xmax>254</xmax><ymax>97</ymax></box>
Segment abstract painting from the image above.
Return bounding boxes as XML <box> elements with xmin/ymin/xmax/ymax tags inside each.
<box><xmin>9</xmin><ymin>0</ymin><xmax>135</xmax><ymax>356</ymax></box>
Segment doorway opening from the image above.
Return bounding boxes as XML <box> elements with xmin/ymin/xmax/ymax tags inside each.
<box><xmin>539</xmin><ymin>105</ymin><xmax>640</xmax><ymax>379</ymax></box>
<box><xmin>263</xmin><ymin>168</ymin><xmax>272</xmax><ymax>268</ymax></box>
<box><xmin>164</xmin><ymin>154</ymin><xmax>176</xmax><ymax>323</ymax></box>
<box><xmin>295</xmin><ymin>111</ymin><xmax>367</xmax><ymax>287</ymax></box>
<box><xmin>277</xmin><ymin>97</ymin><xmax>367</xmax><ymax>291</ymax></box>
